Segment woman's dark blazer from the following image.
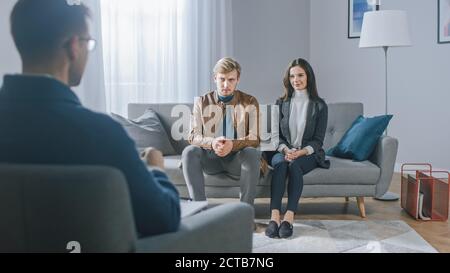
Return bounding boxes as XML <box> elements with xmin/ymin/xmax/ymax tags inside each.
<box><xmin>275</xmin><ymin>97</ymin><xmax>330</xmax><ymax>169</ymax></box>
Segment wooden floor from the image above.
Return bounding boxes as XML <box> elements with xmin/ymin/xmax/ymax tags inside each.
<box><xmin>211</xmin><ymin>173</ymin><xmax>450</xmax><ymax>253</ymax></box>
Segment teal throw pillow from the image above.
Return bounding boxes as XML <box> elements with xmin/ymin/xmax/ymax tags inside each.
<box><xmin>327</xmin><ymin>115</ymin><xmax>393</xmax><ymax>161</ymax></box>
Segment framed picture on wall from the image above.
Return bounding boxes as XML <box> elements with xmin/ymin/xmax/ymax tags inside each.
<box><xmin>348</xmin><ymin>0</ymin><xmax>378</xmax><ymax>38</ymax></box>
<box><xmin>438</xmin><ymin>0</ymin><xmax>450</xmax><ymax>43</ymax></box>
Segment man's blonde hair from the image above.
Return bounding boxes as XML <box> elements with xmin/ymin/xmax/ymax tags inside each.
<box><xmin>213</xmin><ymin>57</ymin><xmax>241</xmax><ymax>78</ymax></box>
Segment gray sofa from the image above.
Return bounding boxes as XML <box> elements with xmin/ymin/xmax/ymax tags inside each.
<box><xmin>0</xmin><ymin>164</ymin><xmax>254</xmax><ymax>253</ymax></box>
<box><xmin>128</xmin><ymin>102</ymin><xmax>399</xmax><ymax>218</ymax></box>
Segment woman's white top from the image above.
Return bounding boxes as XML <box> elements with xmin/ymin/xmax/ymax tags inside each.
<box><xmin>278</xmin><ymin>89</ymin><xmax>314</xmax><ymax>155</ymax></box>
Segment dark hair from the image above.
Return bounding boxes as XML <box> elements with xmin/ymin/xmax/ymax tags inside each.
<box><xmin>10</xmin><ymin>0</ymin><xmax>91</xmax><ymax>61</ymax></box>
<box><xmin>281</xmin><ymin>58</ymin><xmax>320</xmax><ymax>101</ymax></box>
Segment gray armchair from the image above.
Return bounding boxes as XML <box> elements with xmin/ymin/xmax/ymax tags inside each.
<box><xmin>0</xmin><ymin>164</ymin><xmax>254</xmax><ymax>253</ymax></box>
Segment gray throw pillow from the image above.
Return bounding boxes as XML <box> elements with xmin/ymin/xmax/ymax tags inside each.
<box><xmin>111</xmin><ymin>110</ymin><xmax>177</xmax><ymax>156</ymax></box>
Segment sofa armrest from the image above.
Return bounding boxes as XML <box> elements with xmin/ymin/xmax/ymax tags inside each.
<box><xmin>369</xmin><ymin>136</ymin><xmax>399</xmax><ymax>198</ymax></box>
<box><xmin>135</xmin><ymin>203</ymin><xmax>254</xmax><ymax>253</ymax></box>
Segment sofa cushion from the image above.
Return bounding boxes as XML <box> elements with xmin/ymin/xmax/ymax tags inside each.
<box><xmin>165</xmin><ymin>155</ymin><xmax>380</xmax><ymax>187</ymax></box>
<box><xmin>259</xmin><ymin>156</ymin><xmax>380</xmax><ymax>186</ymax></box>
<box><xmin>164</xmin><ymin>155</ymin><xmax>242</xmax><ymax>186</ymax></box>
<box><xmin>303</xmin><ymin>156</ymin><xmax>380</xmax><ymax>185</ymax></box>
<box><xmin>112</xmin><ymin>111</ymin><xmax>177</xmax><ymax>156</ymax></box>
<box><xmin>327</xmin><ymin>115</ymin><xmax>393</xmax><ymax>161</ymax></box>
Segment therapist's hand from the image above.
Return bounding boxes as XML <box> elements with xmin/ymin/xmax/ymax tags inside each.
<box><xmin>141</xmin><ymin>147</ymin><xmax>165</xmax><ymax>169</ymax></box>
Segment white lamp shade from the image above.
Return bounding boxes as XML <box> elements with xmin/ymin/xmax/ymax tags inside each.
<box><xmin>359</xmin><ymin>10</ymin><xmax>412</xmax><ymax>48</ymax></box>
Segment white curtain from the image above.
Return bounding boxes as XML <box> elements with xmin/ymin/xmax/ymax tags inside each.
<box><xmin>73</xmin><ymin>0</ymin><xmax>107</xmax><ymax>113</ymax></box>
<box><xmin>100</xmin><ymin>0</ymin><xmax>233</xmax><ymax>116</ymax></box>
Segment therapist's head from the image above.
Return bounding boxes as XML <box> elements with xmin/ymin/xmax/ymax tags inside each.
<box><xmin>10</xmin><ymin>0</ymin><xmax>94</xmax><ymax>86</ymax></box>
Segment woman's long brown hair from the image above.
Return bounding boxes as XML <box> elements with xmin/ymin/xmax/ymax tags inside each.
<box><xmin>281</xmin><ymin>58</ymin><xmax>320</xmax><ymax>101</ymax></box>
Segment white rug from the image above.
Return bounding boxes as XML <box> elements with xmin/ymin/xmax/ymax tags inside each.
<box><xmin>253</xmin><ymin>220</ymin><xmax>438</xmax><ymax>253</ymax></box>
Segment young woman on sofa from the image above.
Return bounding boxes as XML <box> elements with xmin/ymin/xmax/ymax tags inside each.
<box><xmin>264</xmin><ymin>58</ymin><xmax>330</xmax><ymax>238</ymax></box>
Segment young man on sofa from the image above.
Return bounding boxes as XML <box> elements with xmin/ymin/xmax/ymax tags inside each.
<box><xmin>182</xmin><ymin>57</ymin><xmax>262</xmax><ymax>206</ymax></box>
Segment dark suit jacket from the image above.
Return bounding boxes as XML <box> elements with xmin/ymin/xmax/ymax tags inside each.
<box><xmin>0</xmin><ymin>75</ymin><xmax>180</xmax><ymax>237</ymax></box>
<box><xmin>276</xmin><ymin>97</ymin><xmax>330</xmax><ymax>169</ymax></box>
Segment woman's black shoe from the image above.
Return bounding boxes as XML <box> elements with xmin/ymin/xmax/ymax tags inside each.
<box><xmin>279</xmin><ymin>221</ymin><xmax>293</xmax><ymax>238</ymax></box>
<box><xmin>265</xmin><ymin>221</ymin><xmax>279</xmax><ymax>238</ymax></box>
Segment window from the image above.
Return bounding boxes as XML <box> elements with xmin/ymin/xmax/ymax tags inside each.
<box><xmin>100</xmin><ymin>0</ymin><xmax>232</xmax><ymax>116</ymax></box>
<box><xmin>100</xmin><ymin>0</ymin><xmax>190</xmax><ymax>115</ymax></box>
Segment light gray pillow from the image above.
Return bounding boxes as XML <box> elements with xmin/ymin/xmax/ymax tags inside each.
<box><xmin>111</xmin><ymin>110</ymin><xmax>177</xmax><ymax>156</ymax></box>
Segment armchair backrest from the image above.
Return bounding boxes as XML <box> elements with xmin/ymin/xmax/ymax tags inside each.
<box><xmin>0</xmin><ymin>164</ymin><xmax>137</xmax><ymax>253</ymax></box>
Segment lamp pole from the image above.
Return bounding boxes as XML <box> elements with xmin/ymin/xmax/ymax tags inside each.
<box><xmin>359</xmin><ymin>9</ymin><xmax>411</xmax><ymax>202</ymax></box>
<box><xmin>376</xmin><ymin>45</ymin><xmax>399</xmax><ymax>201</ymax></box>
<box><xmin>384</xmin><ymin>46</ymin><xmax>388</xmax><ymax>136</ymax></box>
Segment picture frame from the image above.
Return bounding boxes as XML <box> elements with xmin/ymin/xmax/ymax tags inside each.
<box><xmin>348</xmin><ymin>0</ymin><xmax>378</xmax><ymax>39</ymax></box>
<box><xmin>438</xmin><ymin>0</ymin><xmax>450</xmax><ymax>43</ymax></box>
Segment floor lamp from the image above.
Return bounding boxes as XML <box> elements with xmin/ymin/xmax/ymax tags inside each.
<box><xmin>359</xmin><ymin>10</ymin><xmax>412</xmax><ymax>201</ymax></box>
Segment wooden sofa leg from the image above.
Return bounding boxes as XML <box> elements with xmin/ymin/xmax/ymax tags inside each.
<box><xmin>356</xmin><ymin>197</ymin><xmax>367</xmax><ymax>218</ymax></box>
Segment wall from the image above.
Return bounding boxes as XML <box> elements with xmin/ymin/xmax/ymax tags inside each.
<box><xmin>2</xmin><ymin>0</ymin><xmax>310</xmax><ymax>105</ymax></box>
<box><xmin>310</xmin><ymin>0</ymin><xmax>450</xmax><ymax>170</ymax></box>
<box><xmin>2</xmin><ymin>0</ymin><xmax>448</xmax><ymax>169</ymax></box>
<box><xmin>232</xmin><ymin>0</ymin><xmax>310</xmax><ymax>104</ymax></box>
<box><xmin>0</xmin><ymin>0</ymin><xmax>21</xmax><ymax>86</ymax></box>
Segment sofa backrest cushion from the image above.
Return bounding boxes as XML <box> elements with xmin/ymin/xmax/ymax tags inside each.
<box><xmin>323</xmin><ymin>103</ymin><xmax>364</xmax><ymax>151</ymax></box>
<box><xmin>111</xmin><ymin>110</ymin><xmax>177</xmax><ymax>156</ymax></box>
<box><xmin>129</xmin><ymin>103</ymin><xmax>192</xmax><ymax>154</ymax></box>
<box><xmin>128</xmin><ymin>102</ymin><xmax>364</xmax><ymax>154</ymax></box>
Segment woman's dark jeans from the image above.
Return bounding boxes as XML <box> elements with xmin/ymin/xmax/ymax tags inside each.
<box><xmin>269</xmin><ymin>152</ymin><xmax>318</xmax><ymax>212</ymax></box>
